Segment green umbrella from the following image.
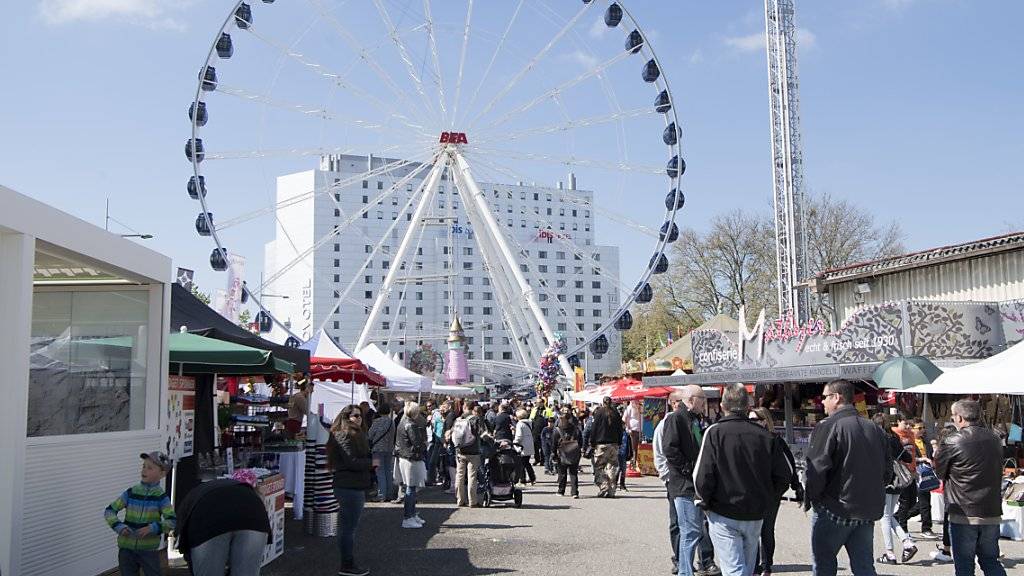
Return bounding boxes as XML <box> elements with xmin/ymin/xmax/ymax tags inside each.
<box><xmin>873</xmin><ymin>356</ymin><xmax>943</xmax><ymax>390</ymax></box>
<box><xmin>82</xmin><ymin>332</ymin><xmax>295</xmax><ymax>374</ymax></box>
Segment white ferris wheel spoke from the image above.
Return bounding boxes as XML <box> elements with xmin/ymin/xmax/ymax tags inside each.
<box><xmin>214</xmin><ymin>83</ymin><xmax>432</xmax><ymax>140</ymax></box>
<box><xmin>468</xmin><ymin>147</ymin><xmax>665</xmax><ymax>176</ymax></box>
<box><xmin>450</xmin><ymin>0</ymin><xmax>474</xmax><ymax>126</ymax></box>
<box><xmin>471</xmin><ymin>107</ymin><xmax>657</xmax><ymax>148</ymax></box>
<box><xmin>475</xmin><ymin>49</ymin><xmax>636</xmax><ymax>135</ymax></box>
<box><xmin>462</xmin><ymin>0</ymin><xmax>524</xmax><ymax>127</ymax></box>
<box><xmin>260</xmin><ymin>152</ymin><xmax>439</xmax><ymax>295</ymax></box>
<box><xmin>371</xmin><ymin>0</ymin><xmax>442</xmax><ymax>123</ymax></box>
<box><xmin>306</xmin><ymin>0</ymin><xmax>435</xmax><ymax>124</ymax></box>
<box><xmin>356</xmin><ymin>157</ymin><xmax>448</xmax><ymax>351</ymax></box>
<box><xmin>420</xmin><ymin>0</ymin><xmax>449</xmax><ymax>125</ymax></box>
<box><xmin>204</xmin><ymin>142</ymin><xmax>413</xmax><ymax>161</ymax></box>
<box><xmin>215</xmin><ymin>155</ymin><xmax>428</xmax><ymax>231</ymax></box>
<box><xmin>466</xmin><ymin>0</ymin><xmax>594</xmax><ymax>130</ymax></box>
<box><xmin>312</xmin><ymin>160</ymin><xmax>440</xmax><ymax>338</ymax></box>
<box><xmin>240</xmin><ymin>20</ymin><xmax>430</xmax><ymax>133</ymax></box>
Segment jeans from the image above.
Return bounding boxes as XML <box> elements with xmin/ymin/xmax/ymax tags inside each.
<box><xmin>557</xmin><ymin>463</ymin><xmax>579</xmax><ymax>495</ymax></box>
<box><xmin>707</xmin><ymin>511</ymin><xmax>763</xmax><ymax>576</ymax></box>
<box><xmin>617</xmin><ymin>455</ymin><xmax>628</xmax><ymax>487</ymax></box>
<box><xmin>403</xmin><ymin>485</ymin><xmax>418</xmax><ymax>519</ymax></box>
<box><xmin>375</xmin><ymin>452</ymin><xmax>395</xmax><ymax>501</ymax></box>
<box><xmin>456</xmin><ymin>453</ymin><xmax>481</xmax><ymax>506</ymax></box>
<box><xmin>914</xmin><ymin>488</ymin><xmax>933</xmax><ymax>531</ymax></box>
<box><xmin>118</xmin><ymin>548</ymin><xmax>161</xmax><ymax>576</ymax></box>
<box><xmin>895</xmin><ymin>484</ymin><xmax>917</xmax><ymax>532</ymax></box>
<box><xmin>333</xmin><ymin>487</ymin><xmax>365</xmax><ymax>569</ymax></box>
<box><xmin>949</xmin><ymin>523</ymin><xmax>1007</xmax><ymax>576</ymax></box>
<box><xmin>669</xmin><ymin>492</ymin><xmax>680</xmax><ymax>567</ymax></box>
<box><xmin>756</xmin><ymin>499</ymin><xmax>781</xmax><ymax>571</ymax></box>
<box><xmin>880</xmin><ymin>492</ymin><xmax>913</xmax><ymax>553</ymax></box>
<box><xmin>426</xmin><ymin>441</ymin><xmax>441</xmax><ymax>483</ymax></box>
<box><xmin>189</xmin><ymin>530</ymin><xmax>268</xmax><ymax>576</ymax></box>
<box><xmin>810</xmin><ymin>509</ymin><xmax>876</xmax><ymax>576</ymax></box>
<box><xmin>543</xmin><ymin>446</ymin><xmax>554</xmax><ymax>473</ymax></box>
<box><xmin>674</xmin><ymin>496</ymin><xmax>704</xmax><ymax>576</ymax></box>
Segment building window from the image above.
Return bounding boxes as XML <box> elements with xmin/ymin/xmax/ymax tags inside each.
<box><xmin>463</xmin><ymin>292</ymin><xmax>473</xmax><ymax>300</ymax></box>
<box><xmin>484</xmin><ymin>351</ymin><xmax>493</xmax><ymax>360</ymax></box>
<box><xmin>382</xmin><ymin>321</ymin><xmax>390</xmax><ymax>330</ymax></box>
<box><xmin>556</xmin><ymin>266</ymin><xmax>565</xmax><ymax>274</ymax></box>
<box><xmin>365</xmin><ymin>275</ymin><xmax>372</xmax><ymax>284</ymax></box>
<box><xmin>502</xmin><ymin>351</ymin><xmax>513</xmax><ymax>360</ymax></box>
<box><xmin>334</xmin><ymin>321</ymin><xmax>340</xmax><ymax>329</ymax></box>
<box><xmin>463</xmin><ymin>247</ymin><xmax>473</xmax><ymax>256</ymax></box>
<box><xmin>463</xmin><ymin>262</ymin><xmax>473</xmax><ymax>270</ymax></box>
<box><xmin>593</xmin><ymin>295</ymin><xmax>602</xmax><ymax>303</ymax></box>
<box><xmin>575</xmin><ymin>309</ymin><xmax>584</xmax><ymax>317</ymax></box>
<box><xmin>483</xmin><ymin>292</ymin><xmax>492</xmax><ymax>301</ymax></box>
<box><xmin>575</xmin><ymin>280</ymin><xmax>583</xmax><ymax>289</ymax></box>
<box><xmin>575</xmin><ymin>295</ymin><xmax>584</xmax><ymax>303</ymax></box>
<box><xmin>416</xmin><ymin>292</ymin><xmax>423</xmax><ymax>301</ymax></box>
<box><xmin>334</xmin><ymin>208</ymin><xmax>340</xmax><ymax>217</ymax></box>
<box><xmin>463</xmin><ymin>306</ymin><xmax>474</xmax><ymax>315</ymax></box>
<box><xmin>557</xmin><ymin>294</ymin><xmax>566</xmax><ymax>303</ymax></box>
<box><xmin>533</xmin><ymin>193</ymin><xmax>539</xmax><ymax>200</ymax></box>
<box><xmin>463</xmin><ymin>277</ymin><xmax>473</xmax><ymax>286</ymax></box>
<box><xmin>559</xmin><ymin>208</ymin><xmax>565</xmax><ymax>216</ymax></box>
<box><xmin>557</xmin><ymin>280</ymin><xmax>566</xmax><ymax>288</ymax></box>
<box><xmin>546</xmin><ymin>207</ymin><xmax>552</xmax><ymax>216</ymax></box>
<box><xmin>334</xmin><ymin>243</ymin><xmax>340</xmax><ymax>252</ymax></box>
<box><xmin>538</xmin><ymin>251</ymin><xmax>547</xmax><ymax>259</ymax></box>
<box><xmin>538</xmin><ymin>265</ymin><xmax>548</xmax><ymax>273</ymax></box>
<box><xmin>365</xmin><ymin>290</ymin><xmax>373</xmax><ymax>299</ymax></box>
<box><xmin>333</xmin><ymin>274</ymin><xmax>340</xmax><ymax>282</ymax></box>
<box><xmin>391</xmin><ymin>212</ymin><xmax>398</xmax><ymax>220</ymax></box>
<box><xmin>539</xmin><ymin>294</ymin><xmax>548</xmax><ymax>302</ymax></box>
<box><xmin>592</xmin><ymin>309</ymin><xmax>601</xmax><ymax>317</ymax></box>
<box><xmin>376</xmin><ymin>211</ymin><xmax>383</xmax><ymax>220</ymax></box>
<box><xmin>592</xmin><ymin>281</ymin><xmax>602</xmax><ymax>289</ymax></box>
<box><xmin>482</xmin><ymin>277</ymin><xmax>490</xmax><ymax>286</ymax></box>
<box><xmin>377</xmin><ymin>181</ymin><xmax>383</xmax><ymax>190</ymax></box>
<box><xmin>593</xmin><ymin>253</ymin><xmax>601</xmax><ymax>261</ymax></box>
<box><xmin>362</xmin><ymin>180</ymin><xmax>368</xmax><ymax>188</ymax></box>
<box><xmin>483</xmin><ymin>307</ymin><xmax>492</xmax><ymax>315</ymax></box>
<box><xmin>415</xmin><ymin>307</ymin><xmax>423</xmax><ymax>315</ymax></box>
<box><xmin>362</xmin><ymin>212</ymin><xmax>368</xmax><ymax>219</ymax></box>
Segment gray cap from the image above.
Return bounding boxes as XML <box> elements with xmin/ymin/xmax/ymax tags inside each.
<box><xmin>140</xmin><ymin>451</ymin><xmax>171</xmax><ymax>471</ymax></box>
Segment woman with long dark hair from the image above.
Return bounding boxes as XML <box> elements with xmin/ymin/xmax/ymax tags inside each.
<box><xmin>872</xmin><ymin>412</ymin><xmax>918</xmax><ymax>565</ymax></box>
<box><xmin>367</xmin><ymin>402</ymin><xmax>396</xmax><ymax>502</ymax></box>
<box><xmin>327</xmin><ymin>405</ymin><xmax>374</xmax><ymax>576</ymax></box>
<box><xmin>750</xmin><ymin>406</ymin><xmax>802</xmax><ymax>576</ymax></box>
<box><xmin>551</xmin><ymin>414</ymin><xmax>583</xmax><ymax>498</ymax></box>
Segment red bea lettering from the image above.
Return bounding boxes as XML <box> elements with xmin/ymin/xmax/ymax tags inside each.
<box><xmin>439</xmin><ymin>132</ymin><xmax>469</xmax><ymax>144</ymax></box>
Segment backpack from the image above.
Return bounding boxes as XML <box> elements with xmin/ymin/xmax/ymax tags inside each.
<box><xmin>452</xmin><ymin>417</ymin><xmax>477</xmax><ymax>449</ymax></box>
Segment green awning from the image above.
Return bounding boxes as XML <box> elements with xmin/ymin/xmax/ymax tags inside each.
<box><xmin>83</xmin><ymin>332</ymin><xmax>295</xmax><ymax>375</ymax></box>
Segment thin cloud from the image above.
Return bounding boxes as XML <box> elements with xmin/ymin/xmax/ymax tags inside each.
<box><xmin>689</xmin><ymin>49</ymin><xmax>704</xmax><ymax>65</ymax></box>
<box><xmin>882</xmin><ymin>0</ymin><xmax>916</xmax><ymax>10</ymax></box>
<box><xmin>564</xmin><ymin>49</ymin><xmax>600</xmax><ymax>71</ymax></box>
<box><xmin>723</xmin><ymin>28</ymin><xmax>816</xmax><ymax>53</ymax></box>
<box><xmin>38</xmin><ymin>0</ymin><xmax>190</xmax><ymax>30</ymax></box>
<box><xmin>589</xmin><ymin>18</ymin><xmax>609</xmax><ymax>39</ymax></box>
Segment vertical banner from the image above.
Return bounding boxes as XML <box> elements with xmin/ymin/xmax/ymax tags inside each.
<box><xmin>166</xmin><ymin>375</ymin><xmax>196</xmax><ymax>461</ymax></box>
<box><xmin>641</xmin><ymin>397</ymin><xmax>667</xmax><ymax>443</ymax></box>
<box><xmin>221</xmin><ymin>253</ymin><xmax>246</xmax><ymax>323</ymax></box>
<box><xmin>574</xmin><ymin>367</ymin><xmax>585</xmax><ymax>410</ymax></box>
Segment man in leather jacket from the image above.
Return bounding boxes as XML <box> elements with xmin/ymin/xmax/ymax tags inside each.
<box><xmin>934</xmin><ymin>399</ymin><xmax>1007</xmax><ymax>576</ymax></box>
<box><xmin>804</xmin><ymin>379</ymin><xmax>889</xmax><ymax>576</ymax></box>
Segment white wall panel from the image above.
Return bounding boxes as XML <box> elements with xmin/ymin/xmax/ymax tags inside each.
<box><xmin>21</xmin><ymin>431</ymin><xmax>163</xmax><ymax>576</ymax></box>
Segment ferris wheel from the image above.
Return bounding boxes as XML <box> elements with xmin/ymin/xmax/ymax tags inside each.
<box><xmin>187</xmin><ymin>0</ymin><xmax>686</xmax><ymax>381</ymax></box>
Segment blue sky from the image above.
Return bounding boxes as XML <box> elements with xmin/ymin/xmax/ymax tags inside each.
<box><xmin>1</xmin><ymin>0</ymin><xmax>1021</xmax><ymax>304</ymax></box>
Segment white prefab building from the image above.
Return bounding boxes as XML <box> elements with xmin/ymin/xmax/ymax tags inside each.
<box><xmin>0</xmin><ymin>185</ymin><xmax>171</xmax><ymax>576</ymax></box>
<box><xmin>264</xmin><ymin>154</ymin><xmax>622</xmax><ymax>381</ymax></box>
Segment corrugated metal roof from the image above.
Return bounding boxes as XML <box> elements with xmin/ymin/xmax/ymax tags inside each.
<box><xmin>815</xmin><ymin>231</ymin><xmax>1024</xmax><ymax>286</ymax></box>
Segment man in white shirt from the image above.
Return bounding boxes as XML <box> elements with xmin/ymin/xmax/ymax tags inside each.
<box><xmin>623</xmin><ymin>399</ymin><xmax>642</xmax><ymax>471</ymax></box>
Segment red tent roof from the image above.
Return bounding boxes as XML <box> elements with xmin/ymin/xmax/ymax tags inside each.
<box><xmin>310</xmin><ymin>356</ymin><xmax>386</xmax><ymax>387</ymax></box>
<box><xmin>579</xmin><ymin>378</ymin><xmax>674</xmax><ymax>402</ymax></box>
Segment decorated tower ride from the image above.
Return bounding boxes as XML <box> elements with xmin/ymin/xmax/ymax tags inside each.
<box><xmin>443</xmin><ymin>314</ymin><xmax>469</xmax><ymax>385</ymax></box>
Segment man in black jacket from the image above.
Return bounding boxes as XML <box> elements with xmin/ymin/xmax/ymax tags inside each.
<box><xmin>804</xmin><ymin>379</ymin><xmax>888</xmax><ymax>576</ymax></box>
<box><xmin>492</xmin><ymin>403</ymin><xmax>514</xmax><ymax>442</ymax></box>
<box><xmin>694</xmin><ymin>384</ymin><xmax>791</xmax><ymax>576</ymax></box>
<box><xmin>935</xmin><ymin>399</ymin><xmax>1007</xmax><ymax>576</ymax></box>
<box><xmin>589</xmin><ymin>396</ymin><xmax>624</xmax><ymax>498</ymax></box>
<box><xmin>663</xmin><ymin>389</ymin><xmax>702</xmax><ymax>576</ymax></box>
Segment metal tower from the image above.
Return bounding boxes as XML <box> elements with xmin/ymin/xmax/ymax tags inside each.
<box><xmin>765</xmin><ymin>0</ymin><xmax>810</xmax><ymax>323</ymax></box>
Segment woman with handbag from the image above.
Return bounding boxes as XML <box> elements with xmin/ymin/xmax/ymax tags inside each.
<box><xmin>873</xmin><ymin>414</ymin><xmax>919</xmax><ymax>565</ymax></box>
<box><xmin>551</xmin><ymin>414</ymin><xmax>582</xmax><ymax>498</ymax></box>
<box><xmin>394</xmin><ymin>402</ymin><xmax>428</xmax><ymax>529</ymax></box>
<box><xmin>326</xmin><ymin>405</ymin><xmax>373</xmax><ymax>576</ymax></box>
<box><xmin>367</xmin><ymin>402</ymin><xmax>396</xmax><ymax>502</ymax></box>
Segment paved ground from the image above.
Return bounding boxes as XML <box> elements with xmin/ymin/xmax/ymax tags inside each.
<box><xmin>258</xmin><ymin>470</ymin><xmax>1024</xmax><ymax>576</ymax></box>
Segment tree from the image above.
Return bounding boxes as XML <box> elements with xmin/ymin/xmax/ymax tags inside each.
<box><xmin>238</xmin><ymin>309</ymin><xmax>253</xmax><ymax>330</ymax></box>
<box><xmin>643</xmin><ymin>190</ymin><xmax>904</xmax><ymax>336</ymax></box>
<box><xmin>190</xmin><ymin>284</ymin><xmax>211</xmax><ymax>305</ymax></box>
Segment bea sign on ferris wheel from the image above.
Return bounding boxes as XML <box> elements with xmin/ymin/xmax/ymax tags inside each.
<box><xmin>439</xmin><ymin>132</ymin><xmax>468</xmax><ymax>144</ymax></box>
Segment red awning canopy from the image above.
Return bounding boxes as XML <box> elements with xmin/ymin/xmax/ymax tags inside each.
<box><xmin>310</xmin><ymin>356</ymin><xmax>386</xmax><ymax>387</ymax></box>
<box><xmin>578</xmin><ymin>378</ymin><xmax>674</xmax><ymax>402</ymax></box>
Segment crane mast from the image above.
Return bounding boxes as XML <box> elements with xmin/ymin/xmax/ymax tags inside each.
<box><xmin>765</xmin><ymin>0</ymin><xmax>810</xmax><ymax>323</ymax></box>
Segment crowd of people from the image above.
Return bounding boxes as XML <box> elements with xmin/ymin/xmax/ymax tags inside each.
<box><xmin>103</xmin><ymin>381</ymin><xmax>1011</xmax><ymax>576</ymax></box>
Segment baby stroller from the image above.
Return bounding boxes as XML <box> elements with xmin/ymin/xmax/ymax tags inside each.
<box><xmin>478</xmin><ymin>439</ymin><xmax>523</xmax><ymax>508</ymax></box>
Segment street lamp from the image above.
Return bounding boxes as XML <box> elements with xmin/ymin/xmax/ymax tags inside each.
<box><xmin>120</xmin><ymin>234</ymin><xmax>153</xmax><ymax>239</ymax></box>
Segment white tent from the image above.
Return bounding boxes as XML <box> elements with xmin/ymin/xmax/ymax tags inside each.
<box><xmin>356</xmin><ymin>344</ymin><xmax>433</xmax><ymax>392</ymax></box>
<box><xmin>311</xmin><ymin>383</ymin><xmax>374</xmax><ymax>422</ymax></box>
<box><xmin>300</xmin><ymin>328</ymin><xmax>354</xmax><ymax>359</ymax></box>
<box><xmin>430</xmin><ymin>384</ymin><xmax>478</xmax><ymax>398</ymax></box>
<box><xmin>900</xmin><ymin>342</ymin><xmax>1024</xmax><ymax>395</ymax></box>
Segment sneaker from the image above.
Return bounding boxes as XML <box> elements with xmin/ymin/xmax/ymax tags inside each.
<box><xmin>702</xmin><ymin>564</ymin><xmax>721</xmax><ymax>576</ymax></box>
<box><xmin>413</xmin><ymin>514</ymin><xmax>425</xmax><ymax>526</ymax></box>
<box><xmin>876</xmin><ymin>554</ymin><xmax>897</xmax><ymax>565</ymax></box>
<box><xmin>920</xmin><ymin>530</ymin><xmax>938</xmax><ymax>540</ymax></box>
<box><xmin>929</xmin><ymin>549</ymin><xmax>952</xmax><ymax>562</ymax></box>
<box><xmin>901</xmin><ymin>544</ymin><xmax>918</xmax><ymax>563</ymax></box>
<box><xmin>401</xmin><ymin>518</ymin><xmax>422</xmax><ymax>529</ymax></box>
<box><xmin>338</xmin><ymin>565</ymin><xmax>370</xmax><ymax>576</ymax></box>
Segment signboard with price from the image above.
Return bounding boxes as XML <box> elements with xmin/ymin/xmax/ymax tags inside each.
<box><xmin>166</xmin><ymin>375</ymin><xmax>196</xmax><ymax>461</ymax></box>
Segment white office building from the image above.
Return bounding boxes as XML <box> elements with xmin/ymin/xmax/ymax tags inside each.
<box><xmin>264</xmin><ymin>154</ymin><xmax>622</xmax><ymax>382</ymax></box>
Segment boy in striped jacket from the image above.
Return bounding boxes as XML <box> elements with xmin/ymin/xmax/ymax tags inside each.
<box><xmin>104</xmin><ymin>452</ymin><xmax>176</xmax><ymax>576</ymax></box>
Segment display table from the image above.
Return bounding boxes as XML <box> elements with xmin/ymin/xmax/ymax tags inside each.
<box><xmin>1002</xmin><ymin>502</ymin><xmax>1024</xmax><ymax>541</ymax></box>
<box><xmin>279</xmin><ymin>450</ymin><xmax>306</xmax><ymax>521</ymax></box>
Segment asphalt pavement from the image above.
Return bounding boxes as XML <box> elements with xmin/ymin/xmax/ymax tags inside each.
<box><xmin>259</xmin><ymin>470</ymin><xmax>1024</xmax><ymax>576</ymax></box>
